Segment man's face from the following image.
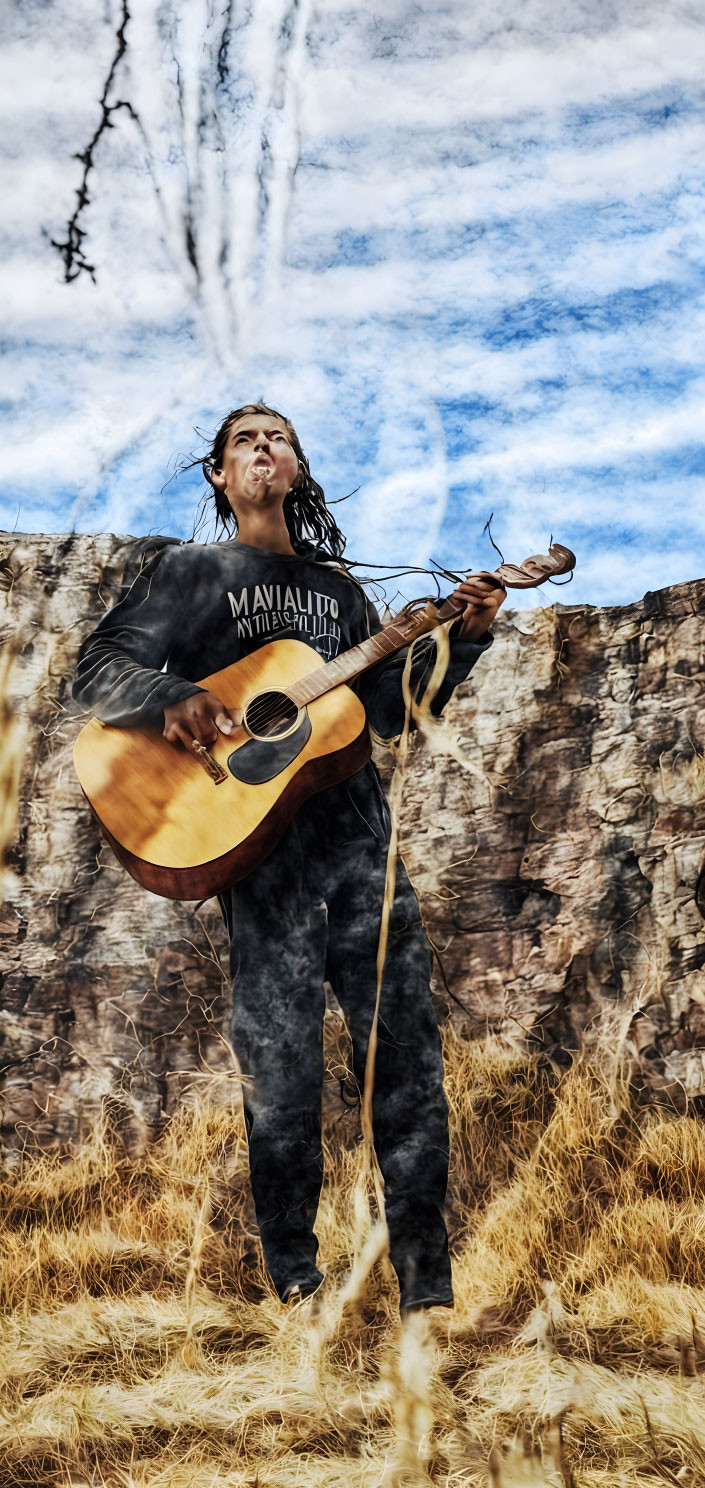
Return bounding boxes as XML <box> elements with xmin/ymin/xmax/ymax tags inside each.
<box><xmin>212</xmin><ymin>414</ymin><xmax>300</xmax><ymax>517</ymax></box>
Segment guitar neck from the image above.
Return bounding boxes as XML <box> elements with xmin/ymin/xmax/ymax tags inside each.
<box><xmin>287</xmin><ymin>593</ymin><xmax>464</xmax><ymax>708</ymax></box>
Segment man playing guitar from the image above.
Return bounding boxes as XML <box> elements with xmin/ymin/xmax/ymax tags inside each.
<box><xmin>73</xmin><ymin>403</ymin><xmax>506</xmax><ymax>1311</ymax></box>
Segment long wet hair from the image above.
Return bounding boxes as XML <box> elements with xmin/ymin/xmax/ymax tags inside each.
<box><xmin>192</xmin><ymin>402</ymin><xmax>347</xmax><ymax>559</ymax></box>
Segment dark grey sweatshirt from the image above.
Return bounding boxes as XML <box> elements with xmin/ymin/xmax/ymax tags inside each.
<box><xmin>72</xmin><ymin>538</ymin><xmax>492</xmax><ymax>742</ymax></box>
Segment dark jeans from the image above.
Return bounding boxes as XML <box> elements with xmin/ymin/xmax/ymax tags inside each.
<box><xmin>218</xmin><ymin>768</ymin><xmax>453</xmax><ymax>1309</ymax></box>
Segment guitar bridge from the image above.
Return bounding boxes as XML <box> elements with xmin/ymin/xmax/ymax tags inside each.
<box><xmin>192</xmin><ymin>742</ymin><xmax>228</xmax><ymax>784</ymax></box>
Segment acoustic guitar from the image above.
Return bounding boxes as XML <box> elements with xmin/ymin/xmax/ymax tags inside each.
<box><xmin>73</xmin><ymin>544</ymin><xmax>575</xmax><ymax>900</ymax></box>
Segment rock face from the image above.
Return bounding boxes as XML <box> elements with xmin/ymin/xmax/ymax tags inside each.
<box><xmin>1</xmin><ymin>531</ymin><xmax>704</xmax><ymax>1152</ymax></box>
<box><xmin>397</xmin><ymin>585</ymin><xmax>705</xmax><ymax>1103</ymax></box>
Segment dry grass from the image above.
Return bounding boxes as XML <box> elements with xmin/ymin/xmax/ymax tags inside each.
<box><xmin>1</xmin><ymin>1035</ymin><xmax>705</xmax><ymax>1487</ymax></box>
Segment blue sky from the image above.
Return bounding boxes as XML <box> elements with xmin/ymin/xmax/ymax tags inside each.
<box><xmin>1</xmin><ymin>0</ymin><xmax>704</xmax><ymax>610</ymax></box>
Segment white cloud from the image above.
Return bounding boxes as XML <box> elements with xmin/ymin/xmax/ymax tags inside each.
<box><xmin>1</xmin><ymin>0</ymin><xmax>704</xmax><ymax>610</ymax></box>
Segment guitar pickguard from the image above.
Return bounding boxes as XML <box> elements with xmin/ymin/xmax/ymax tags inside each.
<box><xmin>228</xmin><ymin>710</ymin><xmax>312</xmax><ymax>785</ymax></box>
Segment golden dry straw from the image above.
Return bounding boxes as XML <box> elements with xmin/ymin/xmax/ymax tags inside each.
<box><xmin>2</xmin><ymin>1032</ymin><xmax>705</xmax><ymax>1487</ymax></box>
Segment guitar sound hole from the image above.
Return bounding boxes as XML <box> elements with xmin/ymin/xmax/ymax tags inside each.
<box><xmin>244</xmin><ymin>690</ymin><xmax>299</xmax><ymax>740</ymax></box>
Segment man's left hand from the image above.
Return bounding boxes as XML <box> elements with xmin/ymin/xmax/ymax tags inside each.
<box><xmin>449</xmin><ymin>575</ymin><xmax>507</xmax><ymax>641</ymax></box>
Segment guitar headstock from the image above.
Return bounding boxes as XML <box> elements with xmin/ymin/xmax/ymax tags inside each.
<box><xmin>399</xmin><ymin>542</ymin><xmax>578</xmax><ymax>630</ymax></box>
<box><xmin>478</xmin><ymin>542</ymin><xmax>576</xmax><ymax>591</ymax></box>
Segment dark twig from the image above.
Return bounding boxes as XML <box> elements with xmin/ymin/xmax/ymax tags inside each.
<box><xmin>49</xmin><ymin>0</ymin><xmax>137</xmax><ymax>282</ymax></box>
<box><xmin>428</xmin><ymin>936</ymin><xmax>474</xmax><ymax>1018</ymax></box>
<box><xmin>216</xmin><ymin>0</ymin><xmax>235</xmax><ymax>90</ymax></box>
<box><xmin>482</xmin><ymin>512</ymin><xmax>505</xmax><ymax>566</ymax></box>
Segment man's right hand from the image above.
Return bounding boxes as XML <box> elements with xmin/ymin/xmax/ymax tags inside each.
<box><xmin>163</xmin><ymin>691</ymin><xmax>239</xmax><ymax>751</ymax></box>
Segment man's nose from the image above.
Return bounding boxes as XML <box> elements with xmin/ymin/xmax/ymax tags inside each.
<box><xmin>254</xmin><ymin>434</ymin><xmax>270</xmax><ymax>451</ymax></box>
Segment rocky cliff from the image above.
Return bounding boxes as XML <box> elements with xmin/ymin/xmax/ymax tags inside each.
<box><xmin>1</xmin><ymin>531</ymin><xmax>704</xmax><ymax>1152</ymax></box>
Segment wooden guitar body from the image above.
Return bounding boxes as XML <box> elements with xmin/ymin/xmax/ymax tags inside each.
<box><xmin>73</xmin><ymin>541</ymin><xmax>577</xmax><ymax>902</ymax></box>
<box><xmin>73</xmin><ymin>638</ymin><xmax>370</xmax><ymax>901</ymax></box>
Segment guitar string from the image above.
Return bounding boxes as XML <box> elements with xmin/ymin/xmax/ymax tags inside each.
<box><xmin>216</xmin><ymin>575</ymin><xmax>564</xmax><ymax>740</ymax></box>
<box><xmin>242</xmin><ymin>631</ymin><xmax>404</xmax><ymax>736</ymax></box>
<box><xmin>244</xmin><ymin>660</ymin><xmax>351</xmax><ymax>732</ymax></box>
<box><xmin>245</xmin><ymin>697</ymin><xmax>302</xmax><ymax>737</ymax></box>
<box><xmin>245</xmin><ymin>693</ymin><xmax>297</xmax><ymax>731</ymax></box>
<box><xmin>244</xmin><ymin>657</ymin><xmax>363</xmax><ymax>733</ymax></box>
<box><xmin>242</xmin><ymin>605</ymin><xmax>485</xmax><ymax>736</ymax></box>
<box><xmin>242</xmin><ymin>578</ymin><xmax>564</xmax><ymax>733</ymax></box>
<box><xmin>245</xmin><ymin>709</ymin><xmax>287</xmax><ymax>736</ymax></box>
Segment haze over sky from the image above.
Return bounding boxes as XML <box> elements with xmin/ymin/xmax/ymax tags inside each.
<box><xmin>2</xmin><ymin>0</ymin><xmax>704</xmax><ymax>609</ymax></box>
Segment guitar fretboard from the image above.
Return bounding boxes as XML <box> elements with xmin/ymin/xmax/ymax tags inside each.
<box><xmin>287</xmin><ymin>595</ymin><xmax>463</xmax><ymax>709</ymax></box>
